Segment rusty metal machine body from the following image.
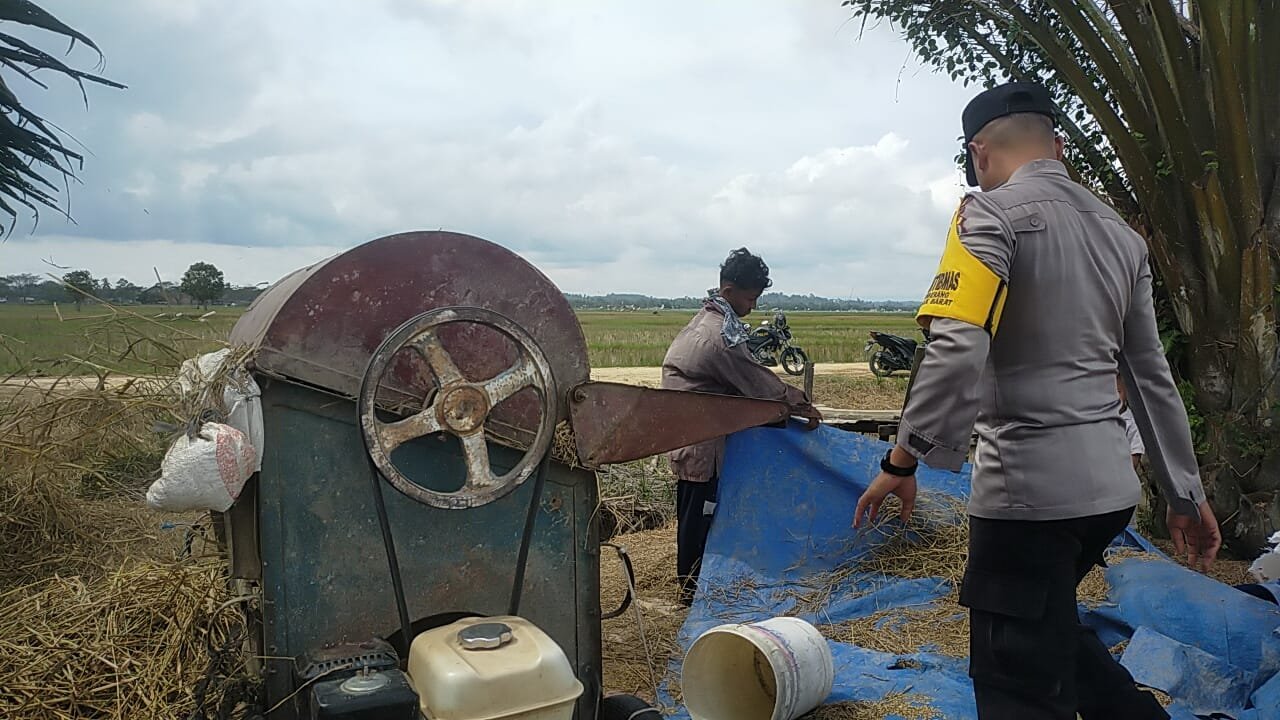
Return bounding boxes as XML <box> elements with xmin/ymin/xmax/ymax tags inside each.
<box><xmin>222</xmin><ymin>231</ymin><xmax>791</xmax><ymax>719</ymax></box>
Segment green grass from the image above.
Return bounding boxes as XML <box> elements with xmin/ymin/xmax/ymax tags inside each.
<box><xmin>0</xmin><ymin>304</ymin><xmax>919</xmax><ymax>374</ymax></box>
<box><xmin>0</xmin><ymin>303</ymin><xmax>242</xmax><ymax>376</ymax></box>
<box><xmin>578</xmin><ymin>310</ymin><xmax>919</xmax><ymax>367</ymax></box>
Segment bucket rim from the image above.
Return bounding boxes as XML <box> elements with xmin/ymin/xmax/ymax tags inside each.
<box><xmin>682</xmin><ymin>619</ymin><xmax>833</xmax><ymax>720</ymax></box>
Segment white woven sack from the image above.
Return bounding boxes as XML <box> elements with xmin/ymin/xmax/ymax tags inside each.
<box><xmin>221</xmin><ymin>375</ymin><xmax>263</xmax><ymax>472</ymax></box>
<box><xmin>146</xmin><ymin>422</ymin><xmax>257</xmax><ymax>512</ymax></box>
<box><xmin>177</xmin><ymin>349</ymin><xmax>264</xmax><ymax>472</ymax></box>
<box><xmin>178</xmin><ymin>348</ymin><xmax>233</xmax><ymax>397</ymax></box>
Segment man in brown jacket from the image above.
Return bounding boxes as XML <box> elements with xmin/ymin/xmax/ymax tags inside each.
<box><xmin>662</xmin><ymin>248</ymin><xmax>822</xmax><ymax>604</ymax></box>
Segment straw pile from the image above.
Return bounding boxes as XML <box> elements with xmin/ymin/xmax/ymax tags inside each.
<box><xmin>0</xmin><ymin>376</ymin><xmax>180</xmax><ymax>584</ymax></box>
<box><xmin>0</xmin><ymin>558</ymin><xmax>250</xmax><ymax>720</ymax></box>
<box><xmin>599</xmin><ymin>524</ymin><xmax>687</xmax><ymax>706</ymax></box>
<box><xmin>1</xmin><ymin>306</ymin><xmax>242</xmax><ymax>585</ymax></box>
<box><xmin>1077</xmin><ymin>547</ymin><xmax>1162</xmax><ymax>608</ymax></box>
<box><xmin>1077</xmin><ymin>561</ymin><xmax>1117</xmax><ymax>608</ymax></box>
<box><xmin>550</xmin><ymin>422</ymin><xmax>575</xmax><ymax>464</ymax></box>
<box><xmin>1149</xmin><ymin>537</ymin><xmax>1253</xmax><ymax>586</ymax></box>
<box><xmin>801</xmin><ymin>692</ymin><xmax>941</xmax><ymax>720</ymax></box>
<box><xmin>822</xmin><ymin>596</ymin><xmax>970</xmax><ymax>658</ymax></box>
<box><xmin>849</xmin><ymin>494</ymin><xmax>968</xmax><ymax>581</ymax></box>
<box><xmin>780</xmin><ymin>494</ymin><xmax>966</xmax><ymax>620</ymax></box>
<box><xmin>781</xmin><ymin>492</ymin><xmax>1158</xmax><ymax>658</ymax></box>
<box><xmin>0</xmin><ymin>306</ymin><xmax>254</xmax><ymax>719</ymax></box>
<box><xmin>554</xmin><ymin>419</ymin><xmax>674</xmax><ymax>540</ymax></box>
<box><xmin>596</xmin><ymin>457</ymin><xmax>676</xmax><ymax>540</ymax></box>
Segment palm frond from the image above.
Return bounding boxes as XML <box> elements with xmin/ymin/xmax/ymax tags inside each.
<box><xmin>0</xmin><ymin>0</ymin><xmax>100</xmax><ymax>57</ymax></box>
<box><xmin>0</xmin><ymin>1</ymin><xmax>123</xmax><ymax>234</ymax></box>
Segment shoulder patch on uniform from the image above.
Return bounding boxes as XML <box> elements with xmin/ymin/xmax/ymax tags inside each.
<box><xmin>916</xmin><ymin>198</ymin><xmax>1008</xmax><ymax>335</ymax></box>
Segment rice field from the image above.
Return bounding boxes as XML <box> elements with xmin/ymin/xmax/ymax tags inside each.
<box><xmin>0</xmin><ymin>304</ymin><xmax>239</xmax><ymax>376</ymax></box>
<box><xmin>1</xmin><ymin>304</ymin><xmax>919</xmax><ymax>373</ymax></box>
<box><xmin>572</xmin><ymin>310</ymin><xmax>918</xmax><ymax>368</ymax></box>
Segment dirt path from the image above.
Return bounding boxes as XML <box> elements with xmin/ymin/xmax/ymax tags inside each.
<box><xmin>5</xmin><ymin>363</ymin><xmax>892</xmax><ymax>413</ymax></box>
<box><xmin>0</xmin><ymin>375</ymin><xmax>163</xmax><ymax>401</ymax></box>
<box><xmin>590</xmin><ymin>361</ymin><xmax>871</xmax><ymax>388</ymax></box>
<box><xmin>2</xmin><ymin>376</ymin><xmax>154</xmax><ymax>391</ymax></box>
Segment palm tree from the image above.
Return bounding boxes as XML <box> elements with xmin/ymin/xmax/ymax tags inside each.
<box><xmin>844</xmin><ymin>0</ymin><xmax>1279</xmax><ymax>553</ymax></box>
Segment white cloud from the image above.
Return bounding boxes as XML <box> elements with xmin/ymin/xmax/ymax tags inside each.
<box><xmin>179</xmin><ymin>163</ymin><xmax>218</xmax><ymax>193</ymax></box>
<box><xmin>11</xmin><ymin>0</ymin><xmax>979</xmax><ymax>300</ymax></box>
<box><xmin>12</xmin><ymin>126</ymin><xmax>962</xmax><ymax>297</ymax></box>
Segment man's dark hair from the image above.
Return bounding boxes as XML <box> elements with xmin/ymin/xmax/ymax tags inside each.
<box><xmin>976</xmin><ymin>112</ymin><xmax>1055</xmax><ymax>148</ymax></box>
<box><xmin>719</xmin><ymin>247</ymin><xmax>772</xmax><ymax>291</ymax></box>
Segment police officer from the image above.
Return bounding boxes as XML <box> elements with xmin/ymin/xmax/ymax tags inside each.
<box><xmin>853</xmin><ymin>82</ymin><xmax>1222</xmax><ymax>719</ymax></box>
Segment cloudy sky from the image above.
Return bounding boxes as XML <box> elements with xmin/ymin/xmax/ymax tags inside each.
<box><xmin>1</xmin><ymin>0</ymin><xmax>977</xmax><ymax>299</ymax></box>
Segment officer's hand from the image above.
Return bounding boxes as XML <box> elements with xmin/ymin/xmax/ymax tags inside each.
<box><xmin>853</xmin><ymin>472</ymin><xmax>916</xmax><ymax>528</ymax></box>
<box><xmin>1166</xmin><ymin>500</ymin><xmax>1221</xmax><ymax>572</ymax></box>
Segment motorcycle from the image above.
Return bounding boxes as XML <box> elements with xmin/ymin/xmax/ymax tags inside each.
<box><xmin>747</xmin><ymin>312</ymin><xmax>809</xmax><ymax>376</ymax></box>
<box><xmin>865</xmin><ymin>328</ymin><xmax>929</xmax><ymax>377</ymax></box>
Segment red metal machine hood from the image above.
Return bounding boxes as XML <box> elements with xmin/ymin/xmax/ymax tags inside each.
<box><xmin>230</xmin><ymin>231</ymin><xmax>790</xmax><ymax>468</ymax></box>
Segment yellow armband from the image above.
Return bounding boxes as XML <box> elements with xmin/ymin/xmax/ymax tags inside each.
<box><xmin>916</xmin><ymin>207</ymin><xmax>1008</xmax><ymax>335</ymax></box>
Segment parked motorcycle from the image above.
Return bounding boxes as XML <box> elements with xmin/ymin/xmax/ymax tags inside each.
<box><xmin>748</xmin><ymin>312</ymin><xmax>809</xmax><ymax>376</ymax></box>
<box><xmin>865</xmin><ymin>328</ymin><xmax>929</xmax><ymax>377</ymax></box>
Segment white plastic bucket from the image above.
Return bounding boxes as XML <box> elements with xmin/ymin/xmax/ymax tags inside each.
<box><xmin>681</xmin><ymin>617</ymin><xmax>834</xmax><ymax>720</ymax></box>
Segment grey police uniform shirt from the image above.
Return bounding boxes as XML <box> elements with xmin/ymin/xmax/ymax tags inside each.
<box><xmin>899</xmin><ymin>159</ymin><xmax>1205</xmax><ymax>521</ymax></box>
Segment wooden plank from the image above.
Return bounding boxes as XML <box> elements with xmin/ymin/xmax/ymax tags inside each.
<box><xmin>816</xmin><ymin>406</ymin><xmax>900</xmax><ymax>423</ymax></box>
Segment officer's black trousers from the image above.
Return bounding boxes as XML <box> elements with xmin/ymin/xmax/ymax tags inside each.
<box><xmin>675</xmin><ymin>477</ymin><xmax>718</xmax><ymax>606</ymax></box>
<box><xmin>961</xmin><ymin>507</ymin><xmax>1169</xmax><ymax>720</ymax></box>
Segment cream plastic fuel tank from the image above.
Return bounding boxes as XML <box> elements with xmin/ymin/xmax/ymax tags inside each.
<box><xmin>408</xmin><ymin>616</ymin><xmax>584</xmax><ymax>720</ymax></box>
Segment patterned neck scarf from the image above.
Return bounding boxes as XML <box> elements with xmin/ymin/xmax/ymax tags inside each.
<box><xmin>705</xmin><ymin>296</ymin><xmax>751</xmax><ymax>348</ymax></box>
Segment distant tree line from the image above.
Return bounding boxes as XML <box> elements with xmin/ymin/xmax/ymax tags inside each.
<box><xmin>5</xmin><ymin>271</ymin><xmax>917</xmax><ymax>314</ymax></box>
<box><xmin>564</xmin><ymin>292</ymin><xmax>919</xmax><ymax>313</ymax></box>
<box><xmin>0</xmin><ymin>262</ymin><xmax>264</xmax><ymax>309</ymax></box>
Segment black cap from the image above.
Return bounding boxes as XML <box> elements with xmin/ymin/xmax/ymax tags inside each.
<box><xmin>962</xmin><ymin>82</ymin><xmax>1057</xmax><ymax>186</ymax></box>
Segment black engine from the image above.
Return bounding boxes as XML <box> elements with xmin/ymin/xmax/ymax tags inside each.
<box><xmin>296</xmin><ymin>639</ymin><xmax>418</xmax><ymax>720</ymax></box>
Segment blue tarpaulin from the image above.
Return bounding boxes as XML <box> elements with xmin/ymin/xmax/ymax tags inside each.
<box><xmin>659</xmin><ymin>423</ymin><xmax>1280</xmax><ymax>719</ymax></box>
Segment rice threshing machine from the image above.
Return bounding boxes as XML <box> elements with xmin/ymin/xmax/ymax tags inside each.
<box><xmin>219</xmin><ymin>231</ymin><xmax>794</xmax><ymax>720</ymax></box>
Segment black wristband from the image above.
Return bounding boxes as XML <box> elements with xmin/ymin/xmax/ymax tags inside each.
<box><xmin>881</xmin><ymin>448</ymin><xmax>917</xmax><ymax>477</ymax></box>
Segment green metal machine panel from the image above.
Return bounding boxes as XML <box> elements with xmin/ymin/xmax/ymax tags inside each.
<box><xmin>255</xmin><ymin>380</ymin><xmax>601</xmax><ymax>719</ymax></box>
